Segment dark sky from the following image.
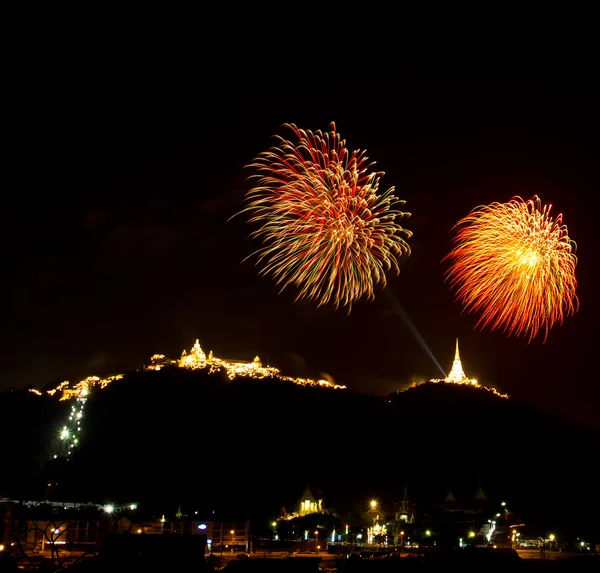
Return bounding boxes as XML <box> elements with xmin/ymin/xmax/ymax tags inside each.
<box><xmin>3</xmin><ymin>67</ymin><xmax>599</xmax><ymax>429</ymax></box>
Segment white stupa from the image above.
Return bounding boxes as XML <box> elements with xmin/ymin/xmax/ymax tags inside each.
<box><xmin>431</xmin><ymin>339</ymin><xmax>478</xmax><ymax>386</ymax></box>
<box><xmin>446</xmin><ymin>338</ymin><xmax>468</xmax><ymax>383</ymax></box>
<box><xmin>428</xmin><ymin>339</ymin><xmax>509</xmax><ymax>398</ymax></box>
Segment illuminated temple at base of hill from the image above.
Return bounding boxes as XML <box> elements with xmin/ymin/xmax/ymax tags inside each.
<box><xmin>428</xmin><ymin>339</ymin><xmax>508</xmax><ymax>399</ymax></box>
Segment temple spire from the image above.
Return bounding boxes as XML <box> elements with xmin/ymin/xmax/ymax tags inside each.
<box><xmin>446</xmin><ymin>338</ymin><xmax>467</xmax><ymax>382</ymax></box>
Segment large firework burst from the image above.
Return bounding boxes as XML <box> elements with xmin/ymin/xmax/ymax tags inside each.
<box><xmin>238</xmin><ymin>122</ymin><xmax>412</xmax><ymax>309</ymax></box>
<box><xmin>444</xmin><ymin>195</ymin><xmax>578</xmax><ymax>342</ymax></box>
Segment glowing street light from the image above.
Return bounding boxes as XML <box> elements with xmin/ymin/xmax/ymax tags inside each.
<box><xmin>400</xmin><ymin>531</ymin><xmax>404</xmax><ymax>551</ymax></box>
<box><xmin>369</xmin><ymin>500</ymin><xmax>378</xmax><ymax>509</ymax></box>
<box><xmin>104</xmin><ymin>504</ymin><xmax>114</xmax><ymax>514</ymax></box>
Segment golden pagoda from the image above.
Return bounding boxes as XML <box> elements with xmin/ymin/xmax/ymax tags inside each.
<box><xmin>431</xmin><ymin>339</ymin><xmax>478</xmax><ymax>386</ymax></box>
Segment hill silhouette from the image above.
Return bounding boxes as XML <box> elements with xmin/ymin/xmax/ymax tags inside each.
<box><xmin>2</xmin><ymin>368</ymin><xmax>599</xmax><ymax>539</ymax></box>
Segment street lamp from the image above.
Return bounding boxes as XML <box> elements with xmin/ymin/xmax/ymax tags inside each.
<box><xmin>314</xmin><ymin>530</ymin><xmax>319</xmax><ymax>553</ymax></box>
<box><xmin>369</xmin><ymin>500</ymin><xmax>379</xmax><ymax>526</ymax></box>
<box><xmin>400</xmin><ymin>531</ymin><xmax>404</xmax><ymax>552</ymax></box>
<box><xmin>230</xmin><ymin>530</ymin><xmax>235</xmax><ymax>554</ymax></box>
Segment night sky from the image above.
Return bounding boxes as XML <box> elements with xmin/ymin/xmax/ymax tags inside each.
<box><xmin>3</xmin><ymin>68</ymin><xmax>599</xmax><ymax>430</ymax></box>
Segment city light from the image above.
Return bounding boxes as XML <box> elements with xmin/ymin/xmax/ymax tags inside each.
<box><xmin>104</xmin><ymin>504</ymin><xmax>114</xmax><ymax>514</ymax></box>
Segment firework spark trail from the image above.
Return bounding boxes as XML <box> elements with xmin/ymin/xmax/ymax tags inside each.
<box><xmin>444</xmin><ymin>195</ymin><xmax>578</xmax><ymax>342</ymax></box>
<box><xmin>236</xmin><ymin>123</ymin><xmax>412</xmax><ymax>310</ymax></box>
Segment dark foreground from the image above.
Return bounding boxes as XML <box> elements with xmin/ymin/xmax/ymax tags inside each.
<box><xmin>2</xmin><ymin>542</ymin><xmax>598</xmax><ymax>571</ymax></box>
<box><xmin>4</xmin><ymin>555</ymin><xmax>599</xmax><ymax>572</ymax></box>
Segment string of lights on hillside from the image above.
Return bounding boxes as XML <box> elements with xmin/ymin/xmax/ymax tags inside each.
<box><xmin>28</xmin><ymin>340</ymin><xmax>347</xmax><ymax>460</ymax></box>
<box><xmin>34</xmin><ymin>376</ymin><xmax>124</xmax><ymax>460</ymax></box>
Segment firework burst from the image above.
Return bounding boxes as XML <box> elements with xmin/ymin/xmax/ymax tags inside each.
<box><xmin>238</xmin><ymin>122</ymin><xmax>412</xmax><ymax>309</ymax></box>
<box><xmin>444</xmin><ymin>195</ymin><xmax>578</xmax><ymax>342</ymax></box>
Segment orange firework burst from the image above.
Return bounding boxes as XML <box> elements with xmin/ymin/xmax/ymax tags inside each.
<box><xmin>444</xmin><ymin>195</ymin><xmax>578</xmax><ymax>342</ymax></box>
<box><xmin>237</xmin><ymin>122</ymin><xmax>412</xmax><ymax>309</ymax></box>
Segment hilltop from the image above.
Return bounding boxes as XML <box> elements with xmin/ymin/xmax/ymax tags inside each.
<box><xmin>2</xmin><ymin>367</ymin><xmax>599</xmax><ymax>535</ymax></box>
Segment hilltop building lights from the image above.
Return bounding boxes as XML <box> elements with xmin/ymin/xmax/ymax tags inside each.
<box><xmin>148</xmin><ymin>339</ymin><xmax>347</xmax><ymax>390</ymax></box>
<box><xmin>29</xmin><ymin>339</ymin><xmax>346</xmax><ymax>404</ymax></box>
<box><xmin>33</xmin><ymin>375</ymin><xmax>124</xmax><ymax>402</ymax></box>
<box><xmin>429</xmin><ymin>339</ymin><xmax>509</xmax><ymax>399</ymax></box>
<box><xmin>29</xmin><ymin>334</ymin><xmax>346</xmax><ymax>462</ymax></box>
<box><xmin>30</xmin><ymin>336</ymin><xmax>349</xmax><ymax>464</ymax></box>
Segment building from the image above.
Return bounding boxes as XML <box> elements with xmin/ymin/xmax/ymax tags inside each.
<box><xmin>432</xmin><ymin>339</ymin><xmax>478</xmax><ymax>386</ymax></box>
<box><xmin>429</xmin><ymin>339</ymin><xmax>509</xmax><ymax>398</ymax></box>
<box><xmin>279</xmin><ymin>486</ymin><xmax>325</xmax><ymax>521</ymax></box>
<box><xmin>1</xmin><ymin>500</ymin><xmax>249</xmax><ymax>557</ymax></box>
<box><xmin>394</xmin><ymin>485</ymin><xmax>416</xmax><ymax>525</ymax></box>
<box><xmin>298</xmin><ymin>487</ymin><xmax>323</xmax><ymax>517</ymax></box>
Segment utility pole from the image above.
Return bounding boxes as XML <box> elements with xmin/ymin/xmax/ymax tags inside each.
<box><xmin>220</xmin><ymin>522</ymin><xmax>224</xmax><ymax>562</ymax></box>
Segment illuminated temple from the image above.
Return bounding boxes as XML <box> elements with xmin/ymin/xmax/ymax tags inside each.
<box><xmin>279</xmin><ymin>486</ymin><xmax>325</xmax><ymax>521</ymax></box>
<box><xmin>444</xmin><ymin>339</ymin><xmax>477</xmax><ymax>385</ymax></box>
<box><xmin>30</xmin><ymin>339</ymin><xmax>345</xmax><ymax>406</ymax></box>
<box><xmin>429</xmin><ymin>339</ymin><xmax>508</xmax><ymax>398</ymax></box>
<box><xmin>28</xmin><ymin>340</ymin><xmax>345</xmax><ymax>461</ymax></box>
<box><xmin>146</xmin><ymin>339</ymin><xmax>347</xmax><ymax>389</ymax></box>
<box><xmin>145</xmin><ymin>339</ymin><xmax>270</xmax><ymax>380</ymax></box>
